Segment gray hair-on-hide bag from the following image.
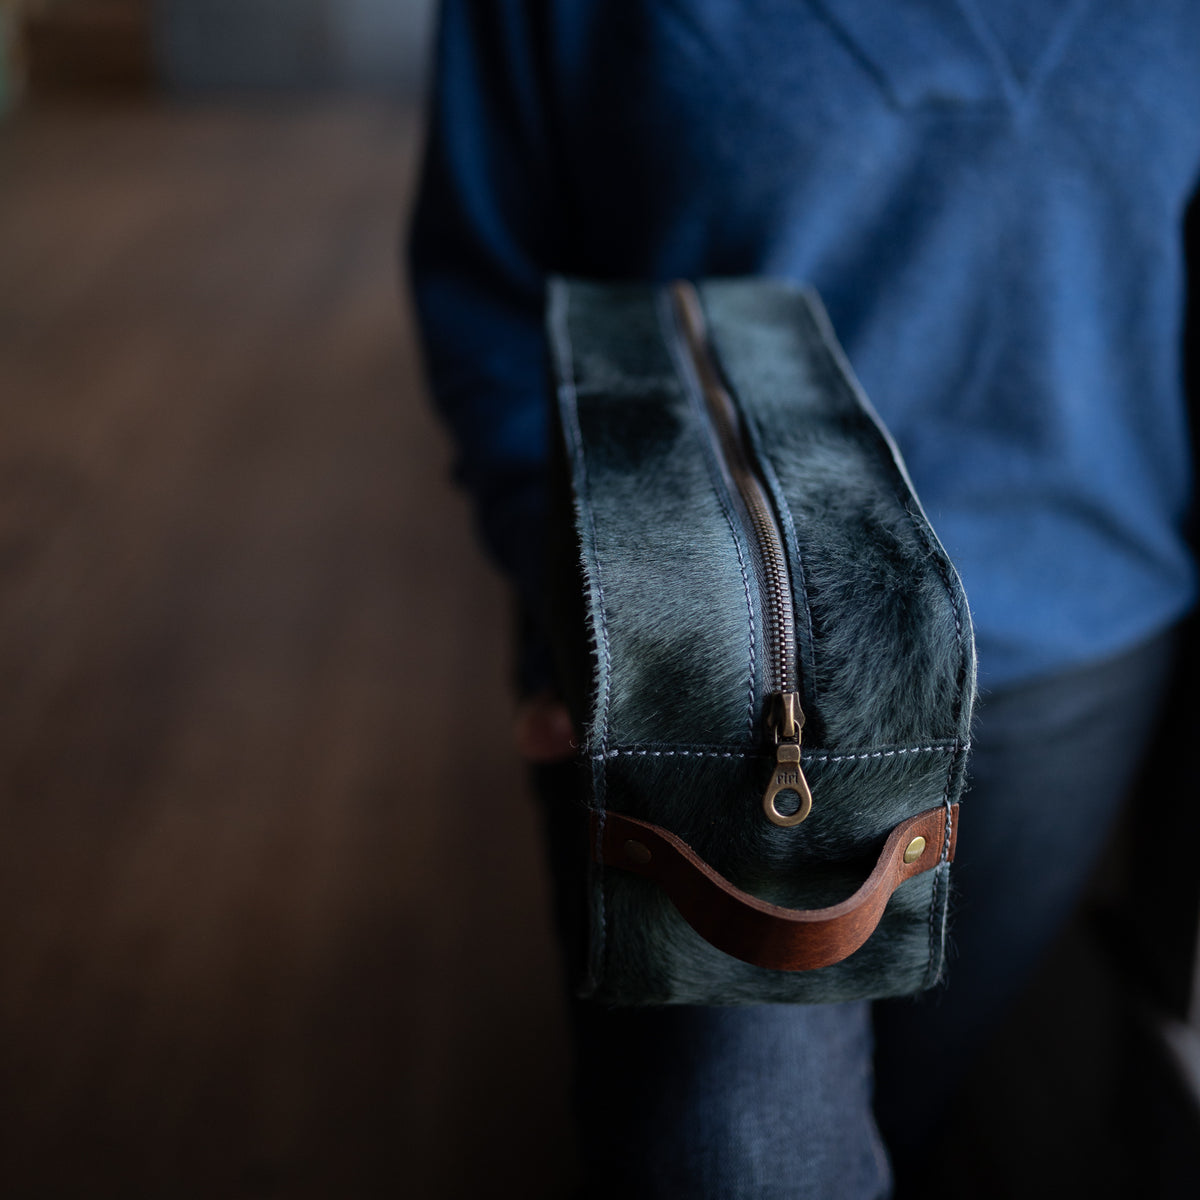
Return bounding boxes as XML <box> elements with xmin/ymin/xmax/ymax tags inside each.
<box><xmin>545</xmin><ymin>277</ymin><xmax>977</xmax><ymax>1006</ymax></box>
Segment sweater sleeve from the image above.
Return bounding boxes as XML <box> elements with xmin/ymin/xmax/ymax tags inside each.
<box><xmin>407</xmin><ymin>1</ymin><xmax>560</xmax><ymax>678</ymax></box>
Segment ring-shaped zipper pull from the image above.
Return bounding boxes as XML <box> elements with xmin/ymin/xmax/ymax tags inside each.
<box><xmin>763</xmin><ymin>692</ymin><xmax>813</xmax><ymax>827</ymax></box>
<box><xmin>763</xmin><ymin>742</ymin><xmax>813</xmax><ymax>827</ymax></box>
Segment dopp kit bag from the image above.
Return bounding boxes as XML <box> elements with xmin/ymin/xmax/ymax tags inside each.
<box><xmin>545</xmin><ymin>278</ymin><xmax>976</xmax><ymax>1006</ymax></box>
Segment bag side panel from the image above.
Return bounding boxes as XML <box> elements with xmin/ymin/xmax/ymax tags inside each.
<box><xmin>547</xmin><ymin>278</ymin><xmax>766</xmax><ymax>997</ymax></box>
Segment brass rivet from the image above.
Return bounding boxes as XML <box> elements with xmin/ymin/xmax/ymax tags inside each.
<box><xmin>624</xmin><ymin>839</ymin><xmax>652</xmax><ymax>866</ymax></box>
<box><xmin>903</xmin><ymin>836</ymin><xmax>926</xmax><ymax>865</ymax></box>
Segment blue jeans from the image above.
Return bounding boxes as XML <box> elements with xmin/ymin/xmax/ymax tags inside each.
<box><xmin>539</xmin><ymin>629</ymin><xmax>1179</xmax><ymax>1198</ymax></box>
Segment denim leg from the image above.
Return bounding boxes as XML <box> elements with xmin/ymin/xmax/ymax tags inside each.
<box><xmin>570</xmin><ymin>1000</ymin><xmax>889</xmax><ymax>1200</ymax></box>
<box><xmin>535</xmin><ymin>763</ymin><xmax>891</xmax><ymax>1199</ymax></box>
<box><xmin>536</xmin><ymin>629</ymin><xmax>1178</xmax><ymax>1197</ymax></box>
<box><xmin>873</xmin><ymin>629</ymin><xmax>1178</xmax><ymax>1185</ymax></box>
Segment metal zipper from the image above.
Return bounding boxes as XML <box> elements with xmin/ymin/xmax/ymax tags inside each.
<box><xmin>670</xmin><ymin>280</ymin><xmax>813</xmax><ymax>827</ymax></box>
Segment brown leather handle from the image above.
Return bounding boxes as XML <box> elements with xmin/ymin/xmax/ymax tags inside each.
<box><xmin>592</xmin><ymin>804</ymin><xmax>958</xmax><ymax>971</ymax></box>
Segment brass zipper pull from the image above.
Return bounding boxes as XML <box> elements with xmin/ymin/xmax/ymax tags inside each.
<box><xmin>763</xmin><ymin>692</ymin><xmax>813</xmax><ymax>827</ymax></box>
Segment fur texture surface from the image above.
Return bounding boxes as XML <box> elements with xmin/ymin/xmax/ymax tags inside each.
<box><xmin>547</xmin><ymin>277</ymin><xmax>976</xmax><ymax>1006</ymax></box>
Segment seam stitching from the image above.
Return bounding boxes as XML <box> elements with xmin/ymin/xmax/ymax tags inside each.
<box><xmin>659</xmin><ymin>289</ymin><xmax>757</xmax><ymax>737</ymax></box>
<box><xmin>554</xmin><ymin>285</ymin><xmax>612</xmax><ymax>981</ymax></box>
<box><xmin>925</xmin><ymin>741</ymin><xmax>962</xmax><ymax>987</ymax></box>
<box><xmin>594</xmin><ymin>744</ymin><xmax>957</xmax><ymax>762</ymax></box>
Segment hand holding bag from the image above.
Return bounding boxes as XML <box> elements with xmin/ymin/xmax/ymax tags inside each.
<box><xmin>545</xmin><ymin>278</ymin><xmax>976</xmax><ymax>1006</ymax></box>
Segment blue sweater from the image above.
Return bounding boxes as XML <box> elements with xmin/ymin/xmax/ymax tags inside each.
<box><xmin>409</xmin><ymin>0</ymin><xmax>1200</xmax><ymax>691</ymax></box>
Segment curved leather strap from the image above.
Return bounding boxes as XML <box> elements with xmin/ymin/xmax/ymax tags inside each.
<box><xmin>592</xmin><ymin>804</ymin><xmax>958</xmax><ymax>971</ymax></box>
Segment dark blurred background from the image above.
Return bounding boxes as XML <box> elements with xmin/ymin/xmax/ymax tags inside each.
<box><xmin>0</xmin><ymin>2</ymin><xmax>576</xmax><ymax>1197</ymax></box>
<box><xmin>0</xmin><ymin>3</ymin><xmax>1197</xmax><ymax>1198</ymax></box>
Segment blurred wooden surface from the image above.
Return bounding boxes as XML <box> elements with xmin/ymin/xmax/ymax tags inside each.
<box><xmin>0</xmin><ymin>101</ymin><xmax>574</xmax><ymax>1198</ymax></box>
<box><xmin>21</xmin><ymin>1</ymin><xmax>153</xmax><ymax>98</ymax></box>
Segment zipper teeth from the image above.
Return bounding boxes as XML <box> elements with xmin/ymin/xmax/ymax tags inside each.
<box><xmin>671</xmin><ymin>281</ymin><xmax>796</xmax><ymax>699</ymax></box>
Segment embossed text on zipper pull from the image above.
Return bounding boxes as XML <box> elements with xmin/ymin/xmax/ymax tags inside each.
<box><xmin>763</xmin><ymin>691</ymin><xmax>813</xmax><ymax>827</ymax></box>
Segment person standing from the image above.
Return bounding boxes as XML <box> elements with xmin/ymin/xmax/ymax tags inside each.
<box><xmin>409</xmin><ymin>4</ymin><xmax>1200</xmax><ymax>1195</ymax></box>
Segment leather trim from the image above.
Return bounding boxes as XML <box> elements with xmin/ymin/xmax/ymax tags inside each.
<box><xmin>592</xmin><ymin>804</ymin><xmax>958</xmax><ymax>971</ymax></box>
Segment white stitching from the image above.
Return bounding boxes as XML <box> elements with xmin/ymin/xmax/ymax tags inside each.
<box><xmin>659</xmin><ymin>289</ymin><xmax>758</xmax><ymax>738</ymax></box>
<box><xmin>924</xmin><ymin>741</ymin><xmax>962</xmax><ymax>987</ymax></box>
<box><xmin>730</xmin><ymin>523</ymin><xmax>757</xmax><ymax>738</ymax></box>
<box><xmin>735</xmin><ymin>391</ymin><xmax>819</xmax><ymax>708</ymax></box>
<box><xmin>557</xmin><ymin>290</ymin><xmax>613</xmax><ymax>753</ymax></box>
<box><xmin>892</xmin><ymin>487</ymin><xmax>968</xmax><ymax>986</ymax></box>
<box><xmin>553</xmin><ymin>284</ymin><xmax>611</xmax><ymax>976</ymax></box>
<box><xmin>593</xmin><ymin>743</ymin><xmax>957</xmax><ymax>761</ymax></box>
<box><xmin>810</xmin><ymin>745</ymin><xmax>956</xmax><ymax>763</ymax></box>
<box><xmin>596</xmin><ymin>749</ymin><xmax>750</xmax><ymax>759</ymax></box>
